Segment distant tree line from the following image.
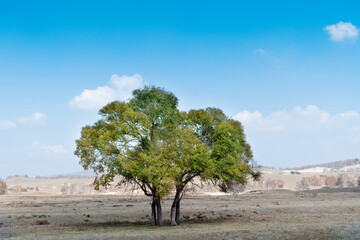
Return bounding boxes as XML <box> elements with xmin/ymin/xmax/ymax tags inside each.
<box><xmin>296</xmin><ymin>174</ymin><xmax>360</xmax><ymax>191</ymax></box>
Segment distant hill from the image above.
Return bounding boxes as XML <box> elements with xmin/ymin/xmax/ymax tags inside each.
<box><xmin>34</xmin><ymin>170</ymin><xmax>96</xmax><ymax>179</ymax></box>
<box><xmin>283</xmin><ymin>158</ymin><xmax>360</xmax><ymax>170</ymax></box>
<box><xmin>5</xmin><ymin>159</ymin><xmax>360</xmax><ymax>180</ymax></box>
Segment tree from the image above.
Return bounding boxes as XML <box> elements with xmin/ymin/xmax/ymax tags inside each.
<box><xmin>168</xmin><ymin>108</ymin><xmax>259</xmax><ymax>226</ymax></box>
<box><xmin>337</xmin><ymin>173</ymin><xmax>356</xmax><ymax>187</ymax></box>
<box><xmin>0</xmin><ymin>179</ymin><xmax>7</xmax><ymax>195</ymax></box>
<box><xmin>324</xmin><ymin>176</ymin><xmax>337</xmax><ymax>188</ymax></box>
<box><xmin>75</xmin><ymin>87</ymin><xmax>179</xmax><ymax>226</ymax></box>
<box><xmin>75</xmin><ymin>86</ymin><xmax>259</xmax><ymax>227</ymax></box>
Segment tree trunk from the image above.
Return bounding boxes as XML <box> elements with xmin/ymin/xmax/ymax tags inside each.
<box><xmin>156</xmin><ymin>198</ymin><xmax>163</xmax><ymax>226</ymax></box>
<box><xmin>170</xmin><ymin>204</ymin><xmax>177</xmax><ymax>226</ymax></box>
<box><xmin>151</xmin><ymin>199</ymin><xmax>157</xmax><ymax>226</ymax></box>
<box><xmin>171</xmin><ymin>188</ymin><xmax>182</xmax><ymax>226</ymax></box>
<box><xmin>175</xmin><ymin>200</ymin><xmax>180</xmax><ymax>225</ymax></box>
<box><xmin>170</xmin><ymin>194</ymin><xmax>179</xmax><ymax>226</ymax></box>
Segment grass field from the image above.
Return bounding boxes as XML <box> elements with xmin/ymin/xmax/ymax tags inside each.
<box><xmin>1</xmin><ymin>188</ymin><xmax>360</xmax><ymax>239</ymax></box>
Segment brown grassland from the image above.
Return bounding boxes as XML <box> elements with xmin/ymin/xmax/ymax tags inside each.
<box><xmin>1</xmin><ymin>187</ymin><xmax>360</xmax><ymax>239</ymax></box>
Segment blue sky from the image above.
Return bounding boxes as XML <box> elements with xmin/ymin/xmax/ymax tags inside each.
<box><xmin>1</xmin><ymin>1</ymin><xmax>360</xmax><ymax>177</ymax></box>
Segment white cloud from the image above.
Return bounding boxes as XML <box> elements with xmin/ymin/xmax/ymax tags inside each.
<box><xmin>0</xmin><ymin>120</ymin><xmax>17</xmax><ymax>129</ymax></box>
<box><xmin>31</xmin><ymin>141</ymin><xmax>67</xmax><ymax>156</ymax></box>
<box><xmin>17</xmin><ymin>112</ymin><xmax>47</xmax><ymax>125</ymax></box>
<box><xmin>234</xmin><ymin>110</ymin><xmax>262</xmax><ymax>124</ymax></box>
<box><xmin>70</xmin><ymin>73</ymin><xmax>144</xmax><ymax>110</ymax></box>
<box><xmin>233</xmin><ymin>105</ymin><xmax>345</xmax><ymax>132</ymax></box>
<box><xmin>110</xmin><ymin>74</ymin><xmax>144</xmax><ymax>100</ymax></box>
<box><xmin>69</xmin><ymin>86</ymin><xmax>117</xmax><ymax>110</ymax></box>
<box><xmin>233</xmin><ymin>105</ymin><xmax>360</xmax><ymax>167</ymax></box>
<box><xmin>325</xmin><ymin>21</ymin><xmax>358</xmax><ymax>42</ymax></box>
<box><xmin>255</xmin><ymin>48</ymin><xmax>267</xmax><ymax>56</ymax></box>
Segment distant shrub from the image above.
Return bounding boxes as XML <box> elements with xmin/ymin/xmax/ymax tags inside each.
<box><xmin>8</xmin><ymin>185</ymin><xmax>27</xmax><ymax>193</ymax></box>
<box><xmin>265</xmin><ymin>178</ymin><xmax>284</xmax><ymax>190</ymax></box>
<box><xmin>265</xmin><ymin>179</ymin><xmax>276</xmax><ymax>190</ymax></box>
<box><xmin>309</xmin><ymin>176</ymin><xmax>322</xmax><ymax>187</ymax></box>
<box><xmin>61</xmin><ymin>183</ymin><xmax>77</xmax><ymax>195</ymax></box>
<box><xmin>218</xmin><ymin>180</ymin><xmax>246</xmax><ymax>194</ymax></box>
<box><xmin>0</xmin><ymin>179</ymin><xmax>7</xmax><ymax>195</ymax></box>
<box><xmin>35</xmin><ymin>220</ymin><xmax>49</xmax><ymax>225</ymax></box>
<box><xmin>296</xmin><ymin>176</ymin><xmax>321</xmax><ymax>191</ymax></box>
<box><xmin>296</xmin><ymin>178</ymin><xmax>310</xmax><ymax>191</ymax></box>
<box><xmin>218</xmin><ymin>177</ymin><xmax>267</xmax><ymax>193</ymax></box>
<box><xmin>236</xmin><ymin>176</ymin><xmax>264</xmax><ymax>191</ymax></box>
<box><xmin>337</xmin><ymin>173</ymin><xmax>356</xmax><ymax>187</ymax></box>
<box><xmin>277</xmin><ymin>179</ymin><xmax>285</xmax><ymax>188</ymax></box>
<box><xmin>324</xmin><ymin>176</ymin><xmax>337</xmax><ymax>188</ymax></box>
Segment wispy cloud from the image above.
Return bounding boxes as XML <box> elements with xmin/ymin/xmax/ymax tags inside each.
<box><xmin>254</xmin><ymin>49</ymin><xmax>286</xmax><ymax>68</ymax></box>
<box><xmin>234</xmin><ymin>105</ymin><xmax>359</xmax><ymax>132</ymax></box>
<box><xmin>17</xmin><ymin>112</ymin><xmax>47</xmax><ymax>125</ymax></box>
<box><xmin>70</xmin><ymin>73</ymin><xmax>145</xmax><ymax>110</ymax></box>
<box><xmin>31</xmin><ymin>141</ymin><xmax>67</xmax><ymax>156</ymax></box>
<box><xmin>324</xmin><ymin>21</ymin><xmax>358</xmax><ymax>42</ymax></box>
<box><xmin>0</xmin><ymin>120</ymin><xmax>17</xmax><ymax>129</ymax></box>
<box><xmin>233</xmin><ymin>105</ymin><xmax>360</xmax><ymax>166</ymax></box>
<box><xmin>0</xmin><ymin>112</ymin><xmax>47</xmax><ymax>129</ymax></box>
<box><xmin>254</xmin><ymin>48</ymin><xmax>267</xmax><ymax>56</ymax></box>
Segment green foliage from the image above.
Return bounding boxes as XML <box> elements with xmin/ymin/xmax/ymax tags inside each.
<box><xmin>186</xmin><ymin>109</ymin><xmax>257</xmax><ymax>185</ymax></box>
<box><xmin>165</xmin><ymin>107</ymin><xmax>261</xmax><ymax>201</ymax></box>
<box><xmin>211</xmin><ymin>120</ymin><xmax>252</xmax><ymax>184</ymax></box>
<box><xmin>128</xmin><ymin>86</ymin><xmax>180</xmax><ymax>138</ymax></box>
<box><xmin>75</xmin><ymin>85</ymin><xmax>259</xmax><ymax>203</ymax></box>
<box><xmin>75</xmin><ymin>88</ymin><xmax>178</xmax><ymax>199</ymax></box>
<box><xmin>166</xmin><ymin>126</ymin><xmax>212</xmax><ymax>186</ymax></box>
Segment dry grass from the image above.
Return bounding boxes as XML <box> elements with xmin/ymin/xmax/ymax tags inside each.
<box><xmin>1</xmin><ymin>188</ymin><xmax>360</xmax><ymax>239</ymax></box>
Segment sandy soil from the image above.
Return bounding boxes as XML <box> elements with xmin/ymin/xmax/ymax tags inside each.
<box><xmin>1</xmin><ymin>188</ymin><xmax>360</xmax><ymax>239</ymax></box>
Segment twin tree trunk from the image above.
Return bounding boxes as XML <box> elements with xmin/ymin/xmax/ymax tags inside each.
<box><xmin>151</xmin><ymin>198</ymin><xmax>163</xmax><ymax>226</ymax></box>
<box><xmin>151</xmin><ymin>188</ymin><xmax>183</xmax><ymax>226</ymax></box>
